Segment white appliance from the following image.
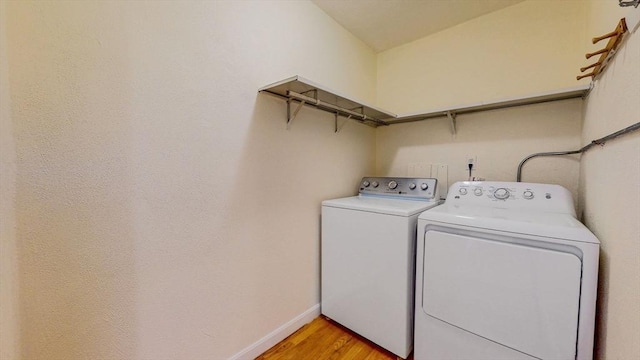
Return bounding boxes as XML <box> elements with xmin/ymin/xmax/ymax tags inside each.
<box><xmin>415</xmin><ymin>181</ymin><xmax>600</xmax><ymax>360</ymax></box>
<box><xmin>322</xmin><ymin>177</ymin><xmax>441</xmax><ymax>359</ymax></box>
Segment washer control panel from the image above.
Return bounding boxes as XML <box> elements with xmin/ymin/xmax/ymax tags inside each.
<box><xmin>359</xmin><ymin>177</ymin><xmax>438</xmax><ymax>200</ymax></box>
<box><xmin>448</xmin><ymin>181</ymin><xmax>576</xmax><ymax>215</ymax></box>
<box><xmin>455</xmin><ymin>183</ymin><xmax>535</xmax><ymax>201</ymax></box>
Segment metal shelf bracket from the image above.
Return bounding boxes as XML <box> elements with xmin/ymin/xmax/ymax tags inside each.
<box><xmin>286</xmin><ymin>89</ymin><xmax>320</xmax><ymax>129</ymax></box>
<box><xmin>336</xmin><ymin>106</ymin><xmax>364</xmax><ymax>133</ymax></box>
<box><xmin>446</xmin><ymin>111</ymin><xmax>457</xmax><ymax>135</ymax></box>
<box><xmin>259</xmin><ymin>76</ymin><xmax>395</xmax><ymax>132</ymax></box>
<box><xmin>335</xmin><ymin>114</ymin><xmax>353</xmax><ymax>133</ymax></box>
<box><xmin>286</xmin><ymin>96</ymin><xmax>305</xmax><ymax>130</ymax></box>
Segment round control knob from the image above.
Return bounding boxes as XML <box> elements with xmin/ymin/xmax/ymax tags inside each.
<box><xmin>362</xmin><ymin>180</ymin><xmax>370</xmax><ymax>187</ymax></box>
<box><xmin>372</xmin><ymin>181</ymin><xmax>379</xmax><ymax>188</ymax></box>
<box><xmin>420</xmin><ymin>183</ymin><xmax>429</xmax><ymax>190</ymax></box>
<box><xmin>459</xmin><ymin>188</ymin><xmax>468</xmax><ymax>195</ymax></box>
<box><xmin>388</xmin><ymin>180</ymin><xmax>398</xmax><ymax>190</ymax></box>
<box><xmin>523</xmin><ymin>190</ymin><xmax>534</xmax><ymax>200</ymax></box>
<box><xmin>494</xmin><ymin>188</ymin><xmax>510</xmax><ymax>200</ymax></box>
<box><xmin>474</xmin><ymin>188</ymin><xmax>483</xmax><ymax>196</ymax></box>
<box><xmin>409</xmin><ymin>183</ymin><xmax>416</xmax><ymax>190</ymax></box>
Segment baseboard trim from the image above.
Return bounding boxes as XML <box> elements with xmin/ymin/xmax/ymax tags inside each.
<box><xmin>228</xmin><ymin>304</ymin><xmax>320</xmax><ymax>360</ymax></box>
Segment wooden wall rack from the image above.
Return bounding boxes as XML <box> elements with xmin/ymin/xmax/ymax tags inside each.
<box><xmin>577</xmin><ymin>18</ymin><xmax>628</xmax><ymax>80</ymax></box>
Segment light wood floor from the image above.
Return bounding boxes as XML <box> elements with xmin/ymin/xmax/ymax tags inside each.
<box><xmin>256</xmin><ymin>316</ymin><xmax>413</xmax><ymax>360</ymax></box>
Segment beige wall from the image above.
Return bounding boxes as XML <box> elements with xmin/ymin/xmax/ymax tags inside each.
<box><xmin>4</xmin><ymin>1</ymin><xmax>638</xmax><ymax>359</ymax></box>
<box><xmin>5</xmin><ymin>1</ymin><xmax>376</xmax><ymax>358</ymax></box>
<box><xmin>375</xmin><ymin>0</ymin><xmax>588</xmax><ymax>202</ymax></box>
<box><xmin>581</xmin><ymin>3</ymin><xmax>640</xmax><ymax>359</ymax></box>
<box><xmin>0</xmin><ymin>1</ymin><xmax>20</xmax><ymax>358</ymax></box>
<box><xmin>377</xmin><ymin>0</ymin><xmax>588</xmax><ymax>113</ymax></box>
<box><xmin>377</xmin><ymin>1</ymin><xmax>639</xmax><ymax>359</ymax></box>
<box><xmin>375</xmin><ymin>99</ymin><xmax>583</xmax><ymax>198</ymax></box>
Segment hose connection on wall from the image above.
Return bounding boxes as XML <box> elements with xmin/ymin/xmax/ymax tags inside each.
<box><xmin>517</xmin><ymin>121</ymin><xmax>640</xmax><ymax>182</ymax></box>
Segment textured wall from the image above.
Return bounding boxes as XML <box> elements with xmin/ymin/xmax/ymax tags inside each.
<box><xmin>0</xmin><ymin>1</ymin><xmax>20</xmax><ymax>358</ymax></box>
<box><xmin>374</xmin><ymin>0</ymin><xmax>586</xmax><ymax>202</ymax></box>
<box><xmin>580</xmin><ymin>3</ymin><xmax>640</xmax><ymax>359</ymax></box>
<box><xmin>5</xmin><ymin>1</ymin><xmax>376</xmax><ymax>358</ymax></box>
<box><xmin>375</xmin><ymin>99</ymin><xmax>583</xmax><ymax>200</ymax></box>
<box><xmin>6</xmin><ymin>1</ymin><xmax>638</xmax><ymax>359</ymax></box>
<box><xmin>376</xmin><ymin>0</ymin><xmax>588</xmax><ymax>113</ymax></box>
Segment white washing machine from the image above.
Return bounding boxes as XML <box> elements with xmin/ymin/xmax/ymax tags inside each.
<box><xmin>415</xmin><ymin>181</ymin><xmax>599</xmax><ymax>360</ymax></box>
<box><xmin>322</xmin><ymin>177</ymin><xmax>441</xmax><ymax>359</ymax></box>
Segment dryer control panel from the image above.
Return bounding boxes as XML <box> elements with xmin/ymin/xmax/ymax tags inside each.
<box><xmin>359</xmin><ymin>177</ymin><xmax>438</xmax><ymax>200</ymax></box>
<box><xmin>448</xmin><ymin>181</ymin><xmax>575</xmax><ymax>216</ymax></box>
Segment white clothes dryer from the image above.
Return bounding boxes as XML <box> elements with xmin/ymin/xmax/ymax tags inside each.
<box><xmin>415</xmin><ymin>181</ymin><xmax>599</xmax><ymax>360</ymax></box>
<box><xmin>322</xmin><ymin>177</ymin><xmax>441</xmax><ymax>359</ymax></box>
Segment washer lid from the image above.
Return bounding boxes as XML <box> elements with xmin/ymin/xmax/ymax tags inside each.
<box><xmin>420</xmin><ymin>205</ymin><xmax>599</xmax><ymax>244</ymax></box>
<box><xmin>323</xmin><ymin>195</ymin><xmax>440</xmax><ymax>217</ymax></box>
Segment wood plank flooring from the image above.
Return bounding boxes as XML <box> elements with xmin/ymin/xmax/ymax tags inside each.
<box><xmin>256</xmin><ymin>316</ymin><xmax>413</xmax><ymax>360</ymax></box>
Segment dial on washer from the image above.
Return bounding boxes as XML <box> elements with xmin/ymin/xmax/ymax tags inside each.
<box><xmin>494</xmin><ymin>188</ymin><xmax>510</xmax><ymax>200</ymax></box>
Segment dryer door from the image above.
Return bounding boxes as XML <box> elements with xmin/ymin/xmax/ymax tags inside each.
<box><xmin>422</xmin><ymin>230</ymin><xmax>581</xmax><ymax>359</ymax></box>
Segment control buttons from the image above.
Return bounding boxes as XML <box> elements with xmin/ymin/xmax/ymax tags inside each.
<box><xmin>459</xmin><ymin>188</ymin><xmax>468</xmax><ymax>195</ymax></box>
<box><xmin>474</xmin><ymin>188</ymin><xmax>483</xmax><ymax>196</ymax></box>
<box><xmin>493</xmin><ymin>188</ymin><xmax>510</xmax><ymax>200</ymax></box>
<box><xmin>358</xmin><ymin>177</ymin><xmax>435</xmax><ymax>199</ymax></box>
<box><xmin>523</xmin><ymin>190</ymin><xmax>534</xmax><ymax>200</ymax></box>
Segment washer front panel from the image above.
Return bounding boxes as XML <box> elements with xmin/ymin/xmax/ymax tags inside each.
<box><xmin>321</xmin><ymin>205</ymin><xmax>418</xmax><ymax>358</ymax></box>
<box><xmin>422</xmin><ymin>229</ymin><xmax>582</xmax><ymax>359</ymax></box>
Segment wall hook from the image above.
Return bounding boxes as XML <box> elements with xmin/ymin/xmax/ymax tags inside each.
<box><xmin>577</xmin><ymin>18</ymin><xmax>628</xmax><ymax>81</ymax></box>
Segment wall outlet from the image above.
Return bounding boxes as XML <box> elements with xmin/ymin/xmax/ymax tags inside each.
<box><xmin>465</xmin><ymin>155</ymin><xmax>478</xmax><ymax>170</ymax></box>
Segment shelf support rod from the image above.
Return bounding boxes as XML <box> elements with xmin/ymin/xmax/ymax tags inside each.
<box><xmin>286</xmin><ymin>92</ymin><xmax>305</xmax><ymax>130</ymax></box>
<box><xmin>287</xmin><ymin>90</ymin><xmax>388</xmax><ymax>127</ymax></box>
<box><xmin>301</xmin><ymin>89</ymin><xmax>318</xmax><ymax>99</ymax></box>
<box><xmin>336</xmin><ymin>106</ymin><xmax>363</xmax><ymax>133</ymax></box>
<box><xmin>446</xmin><ymin>111</ymin><xmax>457</xmax><ymax>135</ymax></box>
<box><xmin>335</xmin><ymin>114</ymin><xmax>352</xmax><ymax>133</ymax></box>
